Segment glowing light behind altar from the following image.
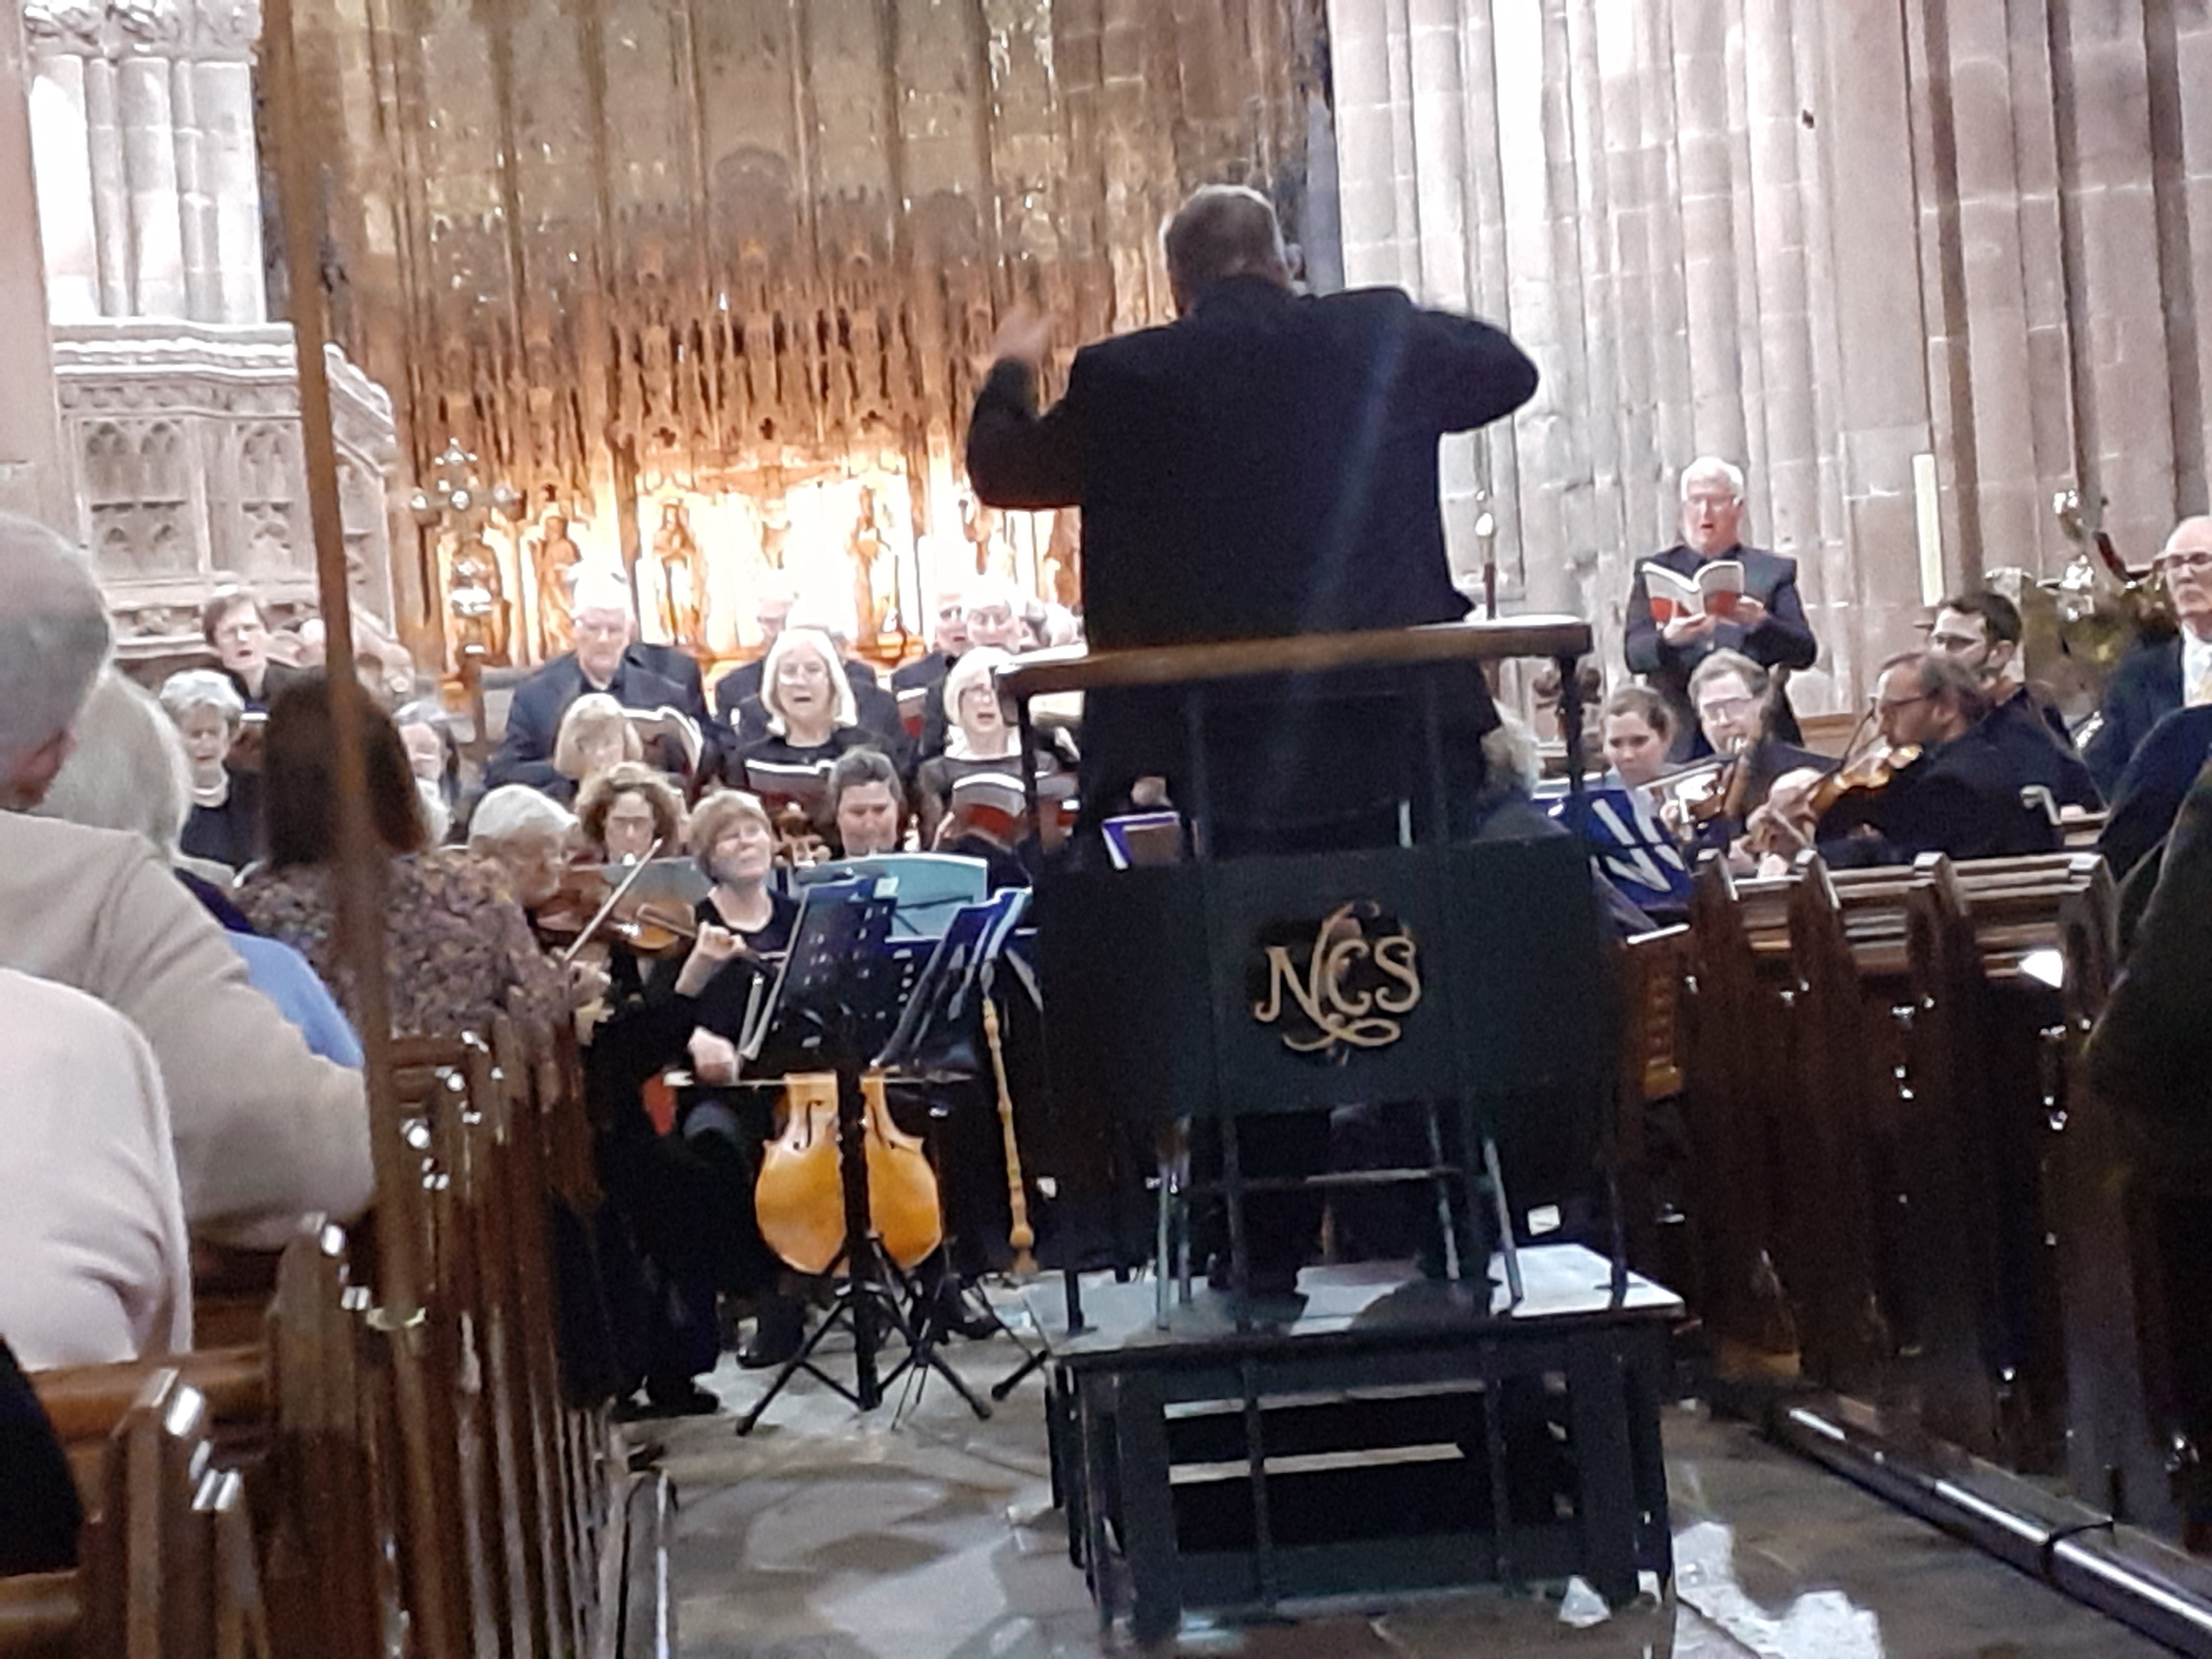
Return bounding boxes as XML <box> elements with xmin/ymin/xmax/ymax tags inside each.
<box><xmin>287</xmin><ymin>0</ymin><xmax>1329</xmax><ymax>669</ymax></box>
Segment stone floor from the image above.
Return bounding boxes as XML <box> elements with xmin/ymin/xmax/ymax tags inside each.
<box><xmin>649</xmin><ymin>1294</ymin><xmax>2170</xmax><ymax>1658</ymax></box>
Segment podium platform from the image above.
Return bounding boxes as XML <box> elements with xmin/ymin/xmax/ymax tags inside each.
<box><xmin>1025</xmin><ymin>1245</ymin><xmax>1682</xmax><ymax>1642</ymax></box>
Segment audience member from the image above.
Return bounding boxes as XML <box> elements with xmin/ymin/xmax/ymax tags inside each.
<box><xmin>1929</xmin><ymin>589</ymin><xmax>2100</xmax><ymax>811</ymax></box>
<box><xmin>0</xmin><ymin>967</ymin><xmax>191</xmax><ymax>1368</ymax></box>
<box><xmin>36</xmin><ymin>671</ymin><xmax>362</xmax><ymax>1067</ymax></box>
<box><xmin>394</xmin><ymin>698</ymin><xmax>468</xmax><ymax>840</ymax></box>
<box><xmin>239</xmin><ymin>678</ymin><xmax>569</xmax><ymax>1040</ymax></box>
<box><xmin>1624</xmin><ymin>458</ymin><xmax>1819</xmax><ymax>758</ymax></box>
<box><xmin>0</xmin><ymin>511</ymin><xmax>370</xmax><ymax>1247</ymax></box>
<box><xmin>577</xmin><ymin>761</ymin><xmax>687</xmax><ymax>864</ymax></box>
<box><xmin>158</xmin><ymin>668</ymin><xmax>264</xmax><ymax>871</ymax></box>
<box><xmin>488</xmin><ymin>571</ymin><xmax>707</xmax><ymax>793</ymax></box>
<box><xmin>2086</xmin><ymin>515</ymin><xmax>2212</xmax><ymax>797</ymax></box>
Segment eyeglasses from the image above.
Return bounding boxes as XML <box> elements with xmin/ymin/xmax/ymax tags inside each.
<box><xmin>2155</xmin><ymin>551</ymin><xmax>2212</xmax><ymax>578</ymax></box>
<box><xmin>1876</xmin><ymin>693</ymin><xmax>1931</xmax><ymax>714</ymax></box>
<box><xmin>1696</xmin><ymin>695</ymin><xmax>1757</xmax><ymax>720</ymax></box>
<box><xmin>1927</xmin><ymin>630</ymin><xmax>1990</xmax><ymax>654</ymax></box>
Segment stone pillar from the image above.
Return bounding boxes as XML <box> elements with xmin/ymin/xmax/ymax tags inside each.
<box><xmin>0</xmin><ymin>0</ymin><xmax>69</xmax><ymax>525</ymax></box>
<box><xmin>113</xmin><ymin>0</ymin><xmax>186</xmax><ymax>316</ymax></box>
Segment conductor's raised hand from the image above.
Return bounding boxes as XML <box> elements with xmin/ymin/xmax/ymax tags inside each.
<box><xmin>989</xmin><ymin>303</ymin><xmax>1052</xmax><ymax>373</ymax></box>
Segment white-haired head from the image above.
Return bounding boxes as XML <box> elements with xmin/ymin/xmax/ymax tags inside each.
<box><xmin>33</xmin><ymin>670</ymin><xmax>193</xmax><ymax>859</ymax></box>
<box><xmin>0</xmin><ymin>512</ymin><xmax>113</xmax><ymax>808</ymax></box>
<box><xmin>1678</xmin><ymin>457</ymin><xmax>1747</xmax><ymax>557</ymax></box>
<box><xmin>962</xmin><ymin>572</ymin><xmax>1026</xmax><ymax>651</ymax></box>
<box><xmin>571</xmin><ymin>567</ymin><xmax>634</xmax><ymax>685</ymax></box>
<box><xmin>467</xmin><ymin>783</ymin><xmax>577</xmax><ymax>851</ymax></box>
<box><xmin>759</xmin><ymin>625</ymin><xmax>857</xmax><ymax>738</ymax></box>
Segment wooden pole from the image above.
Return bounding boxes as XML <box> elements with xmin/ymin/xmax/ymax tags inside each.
<box><xmin>258</xmin><ymin>2</ymin><xmax>458</xmax><ymax>1653</ymax></box>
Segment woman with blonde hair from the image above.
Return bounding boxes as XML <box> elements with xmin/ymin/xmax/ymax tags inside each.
<box><xmin>550</xmin><ymin>691</ymin><xmax>643</xmax><ymax>803</ymax></box>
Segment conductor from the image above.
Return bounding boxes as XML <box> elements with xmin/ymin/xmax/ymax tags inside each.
<box><xmin>965</xmin><ymin>184</ymin><xmax>1541</xmax><ymax>1290</ymax></box>
<box><xmin>966</xmin><ymin>183</ymin><xmax>1540</xmax><ymax>844</ymax></box>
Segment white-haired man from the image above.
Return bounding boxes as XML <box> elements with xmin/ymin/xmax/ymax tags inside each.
<box><xmin>1624</xmin><ymin>457</ymin><xmax>1819</xmax><ymax>759</ymax></box>
<box><xmin>0</xmin><ymin>511</ymin><xmax>372</xmax><ymax>1248</ymax></box>
<box><xmin>489</xmin><ymin>568</ymin><xmax>713</xmax><ymax>792</ymax></box>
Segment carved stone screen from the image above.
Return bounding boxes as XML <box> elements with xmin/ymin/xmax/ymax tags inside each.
<box><xmin>290</xmin><ymin>0</ymin><xmax>1329</xmax><ymax>669</ymax></box>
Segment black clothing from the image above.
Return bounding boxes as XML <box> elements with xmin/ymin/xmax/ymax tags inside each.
<box><xmin>1623</xmin><ymin>542</ymin><xmax>1819</xmax><ymax>759</ymax></box>
<box><xmin>221</xmin><ymin>658</ymin><xmax>309</xmax><ymax>715</ymax></box>
<box><xmin>487</xmin><ymin>652</ymin><xmax>702</xmax><ymax>793</ymax></box>
<box><xmin>2086</xmin><ymin>633</ymin><xmax>2185</xmax><ymax>799</ymax></box>
<box><xmin>967</xmin><ymin>276</ymin><xmax>1536</xmax><ymax>821</ymax></box>
<box><xmin>713</xmin><ymin>656</ymin><xmax>883</xmax><ymax>723</ymax></box>
<box><xmin>2100</xmin><ymin>706</ymin><xmax>2212</xmax><ymax>884</ymax></box>
<box><xmin>0</xmin><ymin>1336</ymin><xmax>80</xmax><ymax>1573</ymax></box>
<box><xmin>722</xmin><ymin>689</ymin><xmax>914</xmax><ymax>779</ymax></box>
<box><xmin>179</xmin><ymin>766</ymin><xmax>264</xmax><ymax>870</ymax></box>
<box><xmin>736</xmin><ymin>728</ymin><xmax>902</xmax><ymax>823</ymax></box>
<box><xmin>892</xmin><ymin>651</ymin><xmax>956</xmax><ymax>693</ymax></box>
<box><xmin>1815</xmin><ymin>726</ymin><xmax>2060</xmax><ymax>866</ymax></box>
<box><xmin>1983</xmin><ymin>686</ymin><xmax>2101</xmax><ymax>813</ymax></box>
<box><xmin>1683</xmin><ymin>738</ymin><xmax>1835</xmax><ymax>853</ymax></box>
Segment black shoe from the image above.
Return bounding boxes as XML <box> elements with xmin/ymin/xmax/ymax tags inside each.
<box><xmin>929</xmin><ymin>1278</ymin><xmax>1002</xmax><ymax>1341</ymax></box>
<box><xmin>739</xmin><ymin>1297</ymin><xmax>805</xmax><ymax>1369</ymax></box>
<box><xmin>615</xmin><ymin>1380</ymin><xmax>720</xmax><ymax>1421</ymax></box>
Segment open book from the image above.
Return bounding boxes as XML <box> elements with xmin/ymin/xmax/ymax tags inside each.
<box><xmin>622</xmin><ymin>704</ymin><xmax>704</xmax><ymax>768</ymax></box>
<box><xmin>1641</xmin><ymin>558</ymin><xmax>1745</xmax><ymax>624</ymax></box>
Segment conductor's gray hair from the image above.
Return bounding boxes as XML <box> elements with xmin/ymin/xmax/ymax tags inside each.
<box><xmin>467</xmin><ymin>783</ymin><xmax>577</xmax><ymax>851</ymax></box>
<box><xmin>1678</xmin><ymin>456</ymin><xmax>1746</xmax><ymax>503</ymax></box>
<box><xmin>33</xmin><ymin>670</ymin><xmax>193</xmax><ymax>858</ymax></box>
<box><xmin>1161</xmin><ymin>185</ymin><xmax>1290</xmax><ymax>299</ymax></box>
<box><xmin>0</xmin><ymin>512</ymin><xmax>113</xmax><ymax>768</ymax></box>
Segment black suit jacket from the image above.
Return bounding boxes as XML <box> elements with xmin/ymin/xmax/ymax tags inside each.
<box><xmin>1622</xmin><ymin>542</ymin><xmax>1818</xmax><ymax>757</ymax></box>
<box><xmin>2099</xmin><ymin>706</ymin><xmax>2212</xmax><ymax>884</ymax></box>
<box><xmin>1984</xmin><ymin>687</ymin><xmax>2101</xmax><ymax>813</ymax></box>
<box><xmin>2086</xmin><ymin>635</ymin><xmax>2185</xmax><ymax>799</ymax></box>
<box><xmin>486</xmin><ymin>653</ymin><xmax>694</xmax><ymax>793</ymax></box>
<box><xmin>1816</xmin><ymin>726</ymin><xmax>2060</xmax><ymax>866</ymax></box>
<box><xmin>966</xmin><ymin>277</ymin><xmax>1537</xmax><ymax>821</ymax></box>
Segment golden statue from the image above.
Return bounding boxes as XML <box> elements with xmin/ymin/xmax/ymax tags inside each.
<box><xmin>530</xmin><ymin>510</ymin><xmax>582</xmax><ymax>658</ymax></box>
<box><xmin>649</xmin><ymin>500</ymin><xmax>709</xmax><ymax>648</ymax></box>
<box><xmin>1043</xmin><ymin>507</ymin><xmax>1082</xmax><ymax>611</ymax></box>
<box><xmin>847</xmin><ymin>484</ymin><xmax>889</xmax><ymax>646</ymax></box>
<box><xmin>447</xmin><ymin>531</ymin><xmax>511</xmax><ymax>666</ymax></box>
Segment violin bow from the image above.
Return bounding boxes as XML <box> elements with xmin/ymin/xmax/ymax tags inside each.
<box><xmin>557</xmin><ymin>836</ymin><xmax>668</xmax><ymax>967</ymax></box>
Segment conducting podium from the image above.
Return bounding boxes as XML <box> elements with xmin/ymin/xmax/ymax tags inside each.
<box><xmin>997</xmin><ymin>618</ymin><xmax>1682</xmax><ymax>1637</ymax></box>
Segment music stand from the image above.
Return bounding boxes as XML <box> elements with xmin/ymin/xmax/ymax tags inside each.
<box><xmin>732</xmin><ymin>885</ymin><xmax>992</xmax><ymax>1434</ymax></box>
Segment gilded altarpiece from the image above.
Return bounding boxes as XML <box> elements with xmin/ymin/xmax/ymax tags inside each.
<box><xmin>293</xmin><ymin>0</ymin><xmax>1329</xmax><ymax>669</ymax></box>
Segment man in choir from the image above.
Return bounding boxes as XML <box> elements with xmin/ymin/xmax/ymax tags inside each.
<box><xmin>966</xmin><ymin>183</ymin><xmax>1539</xmax><ymax>1294</ymax></box>
<box><xmin>203</xmin><ymin>585</ymin><xmax>310</xmax><ymax>713</ymax></box>
<box><xmin>1928</xmin><ymin>589</ymin><xmax>2100</xmax><ymax>811</ymax></box>
<box><xmin>2086</xmin><ymin>515</ymin><xmax>2212</xmax><ymax>797</ymax></box>
<box><xmin>1624</xmin><ymin>458</ymin><xmax>1819</xmax><ymax>759</ymax></box>
<box><xmin>895</xmin><ymin>582</ymin><xmax>971</xmax><ymax>696</ymax></box>
<box><xmin>0</xmin><ymin>511</ymin><xmax>372</xmax><ymax>1249</ymax></box>
<box><xmin>1766</xmin><ymin>651</ymin><xmax>2059</xmax><ymax>866</ymax></box>
<box><xmin>489</xmin><ymin>571</ymin><xmax>711</xmax><ymax>793</ymax></box>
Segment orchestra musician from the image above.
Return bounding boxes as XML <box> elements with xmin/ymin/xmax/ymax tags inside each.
<box><xmin>1927</xmin><ymin>589</ymin><xmax>2101</xmax><ymax>811</ymax></box>
<box><xmin>577</xmin><ymin>761</ymin><xmax>687</xmax><ymax>865</ymax></box>
<box><xmin>965</xmin><ymin>182</ymin><xmax>1539</xmax><ymax>1294</ymax></box>
<box><xmin>1752</xmin><ymin>651</ymin><xmax>2061</xmax><ymax>868</ymax></box>
<box><xmin>824</xmin><ymin>747</ymin><xmax>907</xmax><ymax>858</ymax></box>
<box><xmin>1601</xmin><ymin>685</ymin><xmax>1676</xmax><ymax>794</ymax></box>
<box><xmin>1664</xmin><ymin>650</ymin><xmax>1833</xmax><ymax>855</ymax></box>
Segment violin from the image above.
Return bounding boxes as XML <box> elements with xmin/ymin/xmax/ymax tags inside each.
<box><xmin>1804</xmin><ymin>742</ymin><xmax>1922</xmax><ymax>818</ymax></box>
<box><xmin>753</xmin><ymin>1069</ymin><xmax>943</xmax><ymax>1274</ymax></box>
<box><xmin>533</xmin><ymin>841</ymin><xmax>700</xmax><ymax>961</ymax></box>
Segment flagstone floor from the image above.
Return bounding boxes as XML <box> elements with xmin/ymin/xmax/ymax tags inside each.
<box><xmin>648</xmin><ymin>1292</ymin><xmax>2170</xmax><ymax>1658</ymax></box>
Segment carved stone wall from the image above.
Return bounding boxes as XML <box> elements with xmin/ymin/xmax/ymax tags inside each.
<box><xmin>1331</xmin><ymin>0</ymin><xmax>2212</xmax><ymax>715</ymax></box>
<box><xmin>290</xmin><ymin>0</ymin><xmax>1329</xmax><ymax>664</ymax></box>
<box><xmin>52</xmin><ymin>320</ymin><xmax>398</xmax><ymax>656</ymax></box>
<box><xmin>20</xmin><ymin>0</ymin><xmax>403</xmax><ymax>654</ymax></box>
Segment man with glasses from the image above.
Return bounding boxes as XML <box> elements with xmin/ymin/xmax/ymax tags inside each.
<box><xmin>1625</xmin><ymin>457</ymin><xmax>1820</xmax><ymax>759</ymax></box>
<box><xmin>1928</xmin><ymin>589</ymin><xmax>2100</xmax><ymax>811</ymax></box>
<box><xmin>488</xmin><ymin>571</ymin><xmax>709</xmax><ymax>793</ymax></box>
<box><xmin>1672</xmin><ymin>650</ymin><xmax>1831</xmax><ymax>851</ymax></box>
<box><xmin>2086</xmin><ymin>517</ymin><xmax>2212</xmax><ymax>798</ymax></box>
<box><xmin>1760</xmin><ymin>651</ymin><xmax>2058</xmax><ymax>866</ymax></box>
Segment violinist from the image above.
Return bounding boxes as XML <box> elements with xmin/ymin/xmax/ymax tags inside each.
<box><xmin>1754</xmin><ymin>652</ymin><xmax>2061</xmax><ymax>869</ymax></box>
<box><xmin>1929</xmin><ymin>591</ymin><xmax>2101</xmax><ymax>811</ymax></box>
<box><xmin>1601</xmin><ymin>686</ymin><xmax>1675</xmax><ymax>795</ymax></box>
<box><xmin>1665</xmin><ymin>651</ymin><xmax>1833</xmax><ymax>854</ymax></box>
<box><xmin>577</xmin><ymin>762</ymin><xmax>688</xmax><ymax>865</ymax></box>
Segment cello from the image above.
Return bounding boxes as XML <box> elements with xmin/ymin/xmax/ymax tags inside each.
<box><xmin>754</xmin><ymin>1069</ymin><xmax>943</xmax><ymax>1275</ymax></box>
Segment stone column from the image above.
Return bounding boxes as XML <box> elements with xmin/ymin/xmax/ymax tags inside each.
<box><xmin>193</xmin><ymin>0</ymin><xmax>259</xmax><ymax>323</ymax></box>
<box><xmin>0</xmin><ymin>0</ymin><xmax>69</xmax><ymax>525</ymax></box>
<box><xmin>20</xmin><ymin>1</ymin><xmax>99</xmax><ymax>320</ymax></box>
<box><xmin>113</xmin><ymin>0</ymin><xmax>186</xmax><ymax>317</ymax></box>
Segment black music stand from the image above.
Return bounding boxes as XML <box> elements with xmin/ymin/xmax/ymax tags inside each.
<box><xmin>732</xmin><ymin>886</ymin><xmax>991</xmax><ymax>1434</ymax></box>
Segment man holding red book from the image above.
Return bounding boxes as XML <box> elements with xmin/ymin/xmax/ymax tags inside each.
<box><xmin>1624</xmin><ymin>456</ymin><xmax>1819</xmax><ymax>759</ymax></box>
